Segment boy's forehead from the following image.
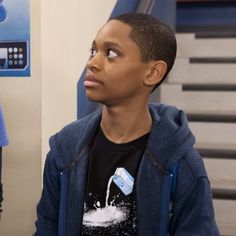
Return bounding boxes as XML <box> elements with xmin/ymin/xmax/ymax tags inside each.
<box><xmin>95</xmin><ymin>20</ymin><xmax>133</xmax><ymax>44</ymax></box>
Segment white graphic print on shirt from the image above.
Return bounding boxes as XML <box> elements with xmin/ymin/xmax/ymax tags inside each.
<box><xmin>82</xmin><ymin>168</ymin><xmax>134</xmax><ymax>229</ymax></box>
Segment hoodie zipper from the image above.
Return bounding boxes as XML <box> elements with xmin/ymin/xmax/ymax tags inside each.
<box><xmin>146</xmin><ymin>149</ymin><xmax>174</xmax><ymax>236</ymax></box>
<box><xmin>58</xmin><ymin>145</ymin><xmax>90</xmax><ymax>236</ymax></box>
<box><xmin>159</xmin><ymin>172</ymin><xmax>172</xmax><ymax>236</ymax></box>
<box><xmin>59</xmin><ymin>171</ymin><xmax>68</xmax><ymax>236</ymax></box>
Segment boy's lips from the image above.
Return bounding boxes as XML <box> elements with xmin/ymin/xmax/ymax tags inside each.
<box><xmin>84</xmin><ymin>74</ymin><xmax>102</xmax><ymax>87</ymax></box>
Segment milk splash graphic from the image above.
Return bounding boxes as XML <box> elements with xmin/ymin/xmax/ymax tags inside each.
<box><xmin>83</xmin><ymin>175</ymin><xmax>128</xmax><ymax>227</ymax></box>
<box><xmin>83</xmin><ymin>168</ymin><xmax>135</xmax><ymax>228</ymax></box>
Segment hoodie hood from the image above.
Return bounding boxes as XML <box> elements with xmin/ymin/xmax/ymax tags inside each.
<box><xmin>148</xmin><ymin>104</ymin><xmax>195</xmax><ymax>171</ymax></box>
<box><xmin>147</xmin><ymin>103</ymin><xmax>195</xmax><ymax>171</ymax></box>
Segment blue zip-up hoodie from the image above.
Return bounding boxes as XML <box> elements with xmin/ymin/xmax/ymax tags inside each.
<box><xmin>35</xmin><ymin>104</ymin><xmax>219</xmax><ymax>236</ymax></box>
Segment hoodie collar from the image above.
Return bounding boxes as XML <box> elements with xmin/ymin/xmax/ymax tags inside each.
<box><xmin>75</xmin><ymin>103</ymin><xmax>195</xmax><ymax>171</ymax></box>
<box><xmin>147</xmin><ymin>104</ymin><xmax>195</xmax><ymax>171</ymax></box>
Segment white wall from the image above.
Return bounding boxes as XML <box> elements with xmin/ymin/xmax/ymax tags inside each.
<box><xmin>0</xmin><ymin>0</ymin><xmax>116</xmax><ymax>235</ymax></box>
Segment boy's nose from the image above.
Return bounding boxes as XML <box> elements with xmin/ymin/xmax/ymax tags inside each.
<box><xmin>86</xmin><ymin>54</ymin><xmax>102</xmax><ymax>72</ymax></box>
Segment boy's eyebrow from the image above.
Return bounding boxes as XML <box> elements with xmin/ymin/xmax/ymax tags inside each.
<box><xmin>92</xmin><ymin>40</ymin><xmax>124</xmax><ymax>50</ymax></box>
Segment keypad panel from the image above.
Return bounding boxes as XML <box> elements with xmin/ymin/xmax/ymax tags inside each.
<box><xmin>0</xmin><ymin>41</ymin><xmax>27</xmax><ymax>69</ymax></box>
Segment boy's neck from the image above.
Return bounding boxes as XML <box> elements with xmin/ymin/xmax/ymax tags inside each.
<box><xmin>100</xmin><ymin>104</ymin><xmax>152</xmax><ymax>144</ymax></box>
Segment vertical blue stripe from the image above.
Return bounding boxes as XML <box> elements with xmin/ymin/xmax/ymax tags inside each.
<box><xmin>159</xmin><ymin>174</ymin><xmax>172</xmax><ymax>236</ymax></box>
<box><xmin>171</xmin><ymin>162</ymin><xmax>178</xmax><ymax>200</ymax></box>
<box><xmin>58</xmin><ymin>172</ymin><xmax>68</xmax><ymax>236</ymax></box>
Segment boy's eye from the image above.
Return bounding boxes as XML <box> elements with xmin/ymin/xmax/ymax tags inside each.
<box><xmin>107</xmin><ymin>49</ymin><xmax>118</xmax><ymax>59</ymax></box>
<box><xmin>89</xmin><ymin>48</ymin><xmax>97</xmax><ymax>57</ymax></box>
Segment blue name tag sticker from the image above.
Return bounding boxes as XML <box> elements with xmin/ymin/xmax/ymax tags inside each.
<box><xmin>113</xmin><ymin>168</ymin><xmax>134</xmax><ymax>196</ymax></box>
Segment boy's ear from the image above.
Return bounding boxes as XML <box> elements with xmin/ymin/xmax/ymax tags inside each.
<box><xmin>143</xmin><ymin>60</ymin><xmax>167</xmax><ymax>87</ymax></box>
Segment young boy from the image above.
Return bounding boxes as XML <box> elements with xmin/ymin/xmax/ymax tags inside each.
<box><xmin>35</xmin><ymin>13</ymin><xmax>219</xmax><ymax>236</ymax></box>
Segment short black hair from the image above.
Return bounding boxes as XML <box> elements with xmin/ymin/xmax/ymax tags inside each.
<box><xmin>112</xmin><ymin>13</ymin><xmax>177</xmax><ymax>90</ymax></box>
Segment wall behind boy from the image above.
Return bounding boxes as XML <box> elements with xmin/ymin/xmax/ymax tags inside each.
<box><xmin>0</xmin><ymin>0</ymin><xmax>41</xmax><ymax>235</ymax></box>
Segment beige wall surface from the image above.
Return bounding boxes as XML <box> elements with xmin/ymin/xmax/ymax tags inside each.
<box><xmin>0</xmin><ymin>0</ymin><xmax>115</xmax><ymax>235</ymax></box>
<box><xmin>0</xmin><ymin>0</ymin><xmax>41</xmax><ymax>235</ymax></box>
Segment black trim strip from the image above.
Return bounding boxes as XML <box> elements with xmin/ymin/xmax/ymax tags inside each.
<box><xmin>177</xmin><ymin>24</ymin><xmax>236</xmax><ymax>33</ymax></box>
<box><xmin>177</xmin><ymin>0</ymin><xmax>236</xmax><ymax>3</ymax></box>
<box><xmin>197</xmin><ymin>148</ymin><xmax>236</xmax><ymax>159</ymax></box>
<box><xmin>189</xmin><ymin>57</ymin><xmax>236</xmax><ymax>64</ymax></box>
<box><xmin>187</xmin><ymin>114</ymin><xmax>236</xmax><ymax>123</ymax></box>
<box><xmin>212</xmin><ymin>188</ymin><xmax>236</xmax><ymax>200</ymax></box>
<box><xmin>182</xmin><ymin>84</ymin><xmax>236</xmax><ymax>91</ymax></box>
<box><xmin>195</xmin><ymin>31</ymin><xmax>236</xmax><ymax>38</ymax></box>
<box><xmin>221</xmin><ymin>235</ymin><xmax>235</xmax><ymax>236</ymax></box>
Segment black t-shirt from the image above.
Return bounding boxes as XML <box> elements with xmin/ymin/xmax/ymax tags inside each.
<box><xmin>81</xmin><ymin>127</ymin><xmax>149</xmax><ymax>236</ymax></box>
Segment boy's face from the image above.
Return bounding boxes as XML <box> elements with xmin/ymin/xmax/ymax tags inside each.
<box><xmin>85</xmin><ymin>20</ymin><xmax>150</xmax><ymax>106</ymax></box>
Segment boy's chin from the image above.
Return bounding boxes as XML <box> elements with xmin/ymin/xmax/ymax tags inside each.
<box><xmin>86</xmin><ymin>93</ymin><xmax>104</xmax><ymax>104</ymax></box>
<box><xmin>85</xmin><ymin>91</ymin><xmax>121</xmax><ymax>107</ymax></box>
<box><xmin>86</xmin><ymin>96</ymin><xmax>111</xmax><ymax>107</ymax></box>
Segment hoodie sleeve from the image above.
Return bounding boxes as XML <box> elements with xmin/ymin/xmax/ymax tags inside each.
<box><xmin>170</xmin><ymin>176</ymin><xmax>220</xmax><ymax>236</ymax></box>
<box><xmin>34</xmin><ymin>138</ymin><xmax>61</xmax><ymax>236</ymax></box>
